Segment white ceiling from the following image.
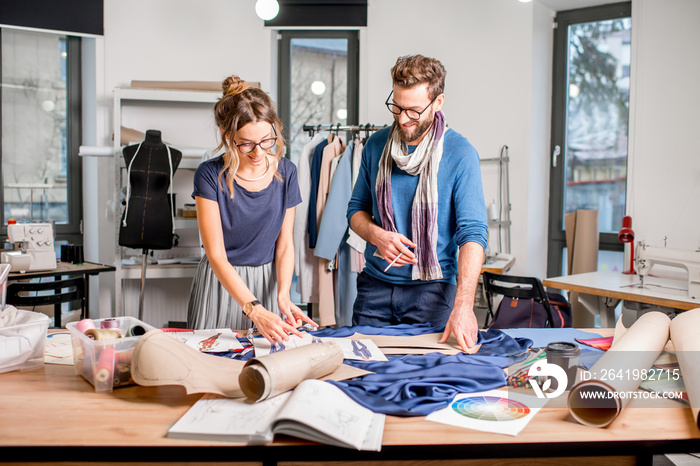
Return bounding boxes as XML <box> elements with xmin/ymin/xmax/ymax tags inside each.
<box><xmin>535</xmin><ymin>0</ymin><xmax>622</xmax><ymax>12</ymax></box>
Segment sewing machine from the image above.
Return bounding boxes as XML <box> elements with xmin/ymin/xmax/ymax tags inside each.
<box><xmin>1</xmin><ymin>223</ymin><xmax>57</xmax><ymax>272</ymax></box>
<box><xmin>635</xmin><ymin>240</ymin><xmax>700</xmax><ymax>300</ymax></box>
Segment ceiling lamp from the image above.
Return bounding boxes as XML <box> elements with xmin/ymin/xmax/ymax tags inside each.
<box><xmin>255</xmin><ymin>0</ymin><xmax>280</xmax><ymax>21</ymax></box>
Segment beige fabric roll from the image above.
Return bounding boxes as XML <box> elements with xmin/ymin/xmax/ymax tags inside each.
<box><xmin>670</xmin><ymin>308</ymin><xmax>700</xmax><ymax>428</ymax></box>
<box><xmin>239</xmin><ymin>341</ymin><xmax>343</xmax><ymax>402</ymax></box>
<box><xmin>568</xmin><ymin>311</ymin><xmax>671</xmax><ymax>427</ymax></box>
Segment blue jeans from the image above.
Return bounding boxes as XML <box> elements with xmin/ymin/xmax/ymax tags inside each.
<box><xmin>352</xmin><ymin>272</ymin><xmax>456</xmax><ymax>327</ymax></box>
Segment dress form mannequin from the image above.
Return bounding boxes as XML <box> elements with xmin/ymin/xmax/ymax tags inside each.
<box><xmin>118</xmin><ymin>130</ymin><xmax>182</xmax><ymax>319</ymax></box>
<box><xmin>119</xmin><ymin>129</ymin><xmax>182</xmax><ymax>249</ymax></box>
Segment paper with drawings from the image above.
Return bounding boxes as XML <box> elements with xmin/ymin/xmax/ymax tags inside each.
<box><xmin>426</xmin><ymin>389</ymin><xmax>548</xmax><ymax>436</ymax></box>
<box><xmin>168</xmin><ymin>378</ymin><xmax>385</xmax><ymax>451</ymax></box>
<box><xmin>164</xmin><ymin>329</ymin><xmax>244</xmax><ymax>353</ymax></box>
<box><xmin>253</xmin><ymin>332</ymin><xmax>387</xmax><ymax>361</ymax></box>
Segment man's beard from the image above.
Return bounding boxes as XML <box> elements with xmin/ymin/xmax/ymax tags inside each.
<box><xmin>395</xmin><ymin>111</ymin><xmax>435</xmax><ymax>144</ymax></box>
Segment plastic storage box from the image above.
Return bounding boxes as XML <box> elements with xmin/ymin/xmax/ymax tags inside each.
<box><xmin>67</xmin><ymin>316</ymin><xmax>155</xmax><ymax>393</ymax></box>
<box><xmin>0</xmin><ymin>309</ymin><xmax>50</xmax><ymax>374</ymax></box>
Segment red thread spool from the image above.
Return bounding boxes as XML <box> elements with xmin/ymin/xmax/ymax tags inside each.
<box><xmin>95</xmin><ymin>347</ymin><xmax>116</xmax><ymax>385</ymax></box>
<box><xmin>618</xmin><ymin>216</ymin><xmax>636</xmax><ymax>274</ymax></box>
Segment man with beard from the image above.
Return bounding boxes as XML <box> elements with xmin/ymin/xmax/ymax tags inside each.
<box><xmin>347</xmin><ymin>54</ymin><xmax>488</xmax><ymax>351</ymax></box>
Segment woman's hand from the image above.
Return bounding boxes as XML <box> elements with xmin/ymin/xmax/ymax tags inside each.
<box><xmin>278</xmin><ymin>296</ymin><xmax>318</xmax><ymax>330</ymax></box>
<box><xmin>248</xmin><ymin>304</ymin><xmax>302</xmax><ymax>343</ymax></box>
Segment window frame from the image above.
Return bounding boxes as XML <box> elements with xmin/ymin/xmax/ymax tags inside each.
<box><xmin>277</xmin><ymin>29</ymin><xmax>360</xmax><ymax>154</ymax></box>
<box><xmin>0</xmin><ymin>30</ymin><xmax>83</xmax><ymax>245</ymax></box>
<box><xmin>546</xmin><ymin>2</ymin><xmax>631</xmax><ymax>278</ymax></box>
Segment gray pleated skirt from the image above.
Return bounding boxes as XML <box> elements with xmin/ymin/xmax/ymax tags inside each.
<box><xmin>187</xmin><ymin>255</ymin><xmax>279</xmax><ymax>331</ymax></box>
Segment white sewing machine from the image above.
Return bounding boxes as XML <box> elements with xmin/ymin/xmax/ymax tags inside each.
<box><xmin>635</xmin><ymin>240</ymin><xmax>700</xmax><ymax>300</ymax></box>
<box><xmin>1</xmin><ymin>223</ymin><xmax>57</xmax><ymax>272</ymax></box>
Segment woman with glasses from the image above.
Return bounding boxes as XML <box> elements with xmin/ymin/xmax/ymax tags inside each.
<box><xmin>187</xmin><ymin>75</ymin><xmax>317</xmax><ymax>343</ymax></box>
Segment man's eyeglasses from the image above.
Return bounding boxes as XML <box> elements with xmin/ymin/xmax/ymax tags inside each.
<box><xmin>385</xmin><ymin>91</ymin><xmax>438</xmax><ymax>121</ymax></box>
<box><xmin>233</xmin><ymin>124</ymin><xmax>277</xmax><ymax>154</ymax></box>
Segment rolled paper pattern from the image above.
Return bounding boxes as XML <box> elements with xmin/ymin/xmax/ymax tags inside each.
<box><xmin>239</xmin><ymin>341</ymin><xmax>343</xmax><ymax>402</ymax></box>
<box><xmin>669</xmin><ymin>308</ymin><xmax>700</xmax><ymax>428</ymax></box>
<box><xmin>567</xmin><ymin>311</ymin><xmax>671</xmax><ymax>427</ymax></box>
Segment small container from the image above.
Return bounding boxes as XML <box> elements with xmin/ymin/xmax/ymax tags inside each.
<box><xmin>67</xmin><ymin>316</ymin><xmax>155</xmax><ymax>393</ymax></box>
<box><xmin>545</xmin><ymin>341</ymin><xmax>581</xmax><ymax>391</ymax></box>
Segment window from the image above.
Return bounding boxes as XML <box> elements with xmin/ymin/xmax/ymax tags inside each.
<box><xmin>0</xmin><ymin>27</ymin><xmax>82</xmax><ymax>244</ymax></box>
<box><xmin>277</xmin><ymin>30</ymin><xmax>359</xmax><ymax>165</ymax></box>
<box><xmin>547</xmin><ymin>3</ymin><xmax>632</xmax><ymax>277</ymax></box>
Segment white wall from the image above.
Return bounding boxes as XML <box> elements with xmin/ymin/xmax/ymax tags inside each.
<box><xmin>627</xmin><ymin>0</ymin><xmax>700</xmax><ymax>251</ymax></box>
<box><xmin>363</xmin><ymin>0</ymin><xmax>551</xmax><ymax>278</ymax></box>
<box><xmin>85</xmin><ymin>0</ymin><xmax>700</xmax><ymax>320</ymax></box>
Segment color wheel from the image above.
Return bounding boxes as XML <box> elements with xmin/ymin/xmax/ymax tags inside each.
<box><xmin>451</xmin><ymin>396</ymin><xmax>530</xmax><ymax>421</ymax></box>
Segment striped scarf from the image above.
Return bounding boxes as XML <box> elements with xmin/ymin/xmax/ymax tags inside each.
<box><xmin>376</xmin><ymin>111</ymin><xmax>446</xmax><ymax>281</ymax></box>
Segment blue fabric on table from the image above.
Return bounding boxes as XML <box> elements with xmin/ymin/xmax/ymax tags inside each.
<box><xmin>318</xmin><ymin>325</ymin><xmax>532</xmax><ymax>417</ymax></box>
<box><xmin>235</xmin><ymin>324</ymin><xmax>533</xmax><ymax>417</ymax></box>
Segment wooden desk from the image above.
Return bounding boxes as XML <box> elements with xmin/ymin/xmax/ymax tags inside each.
<box><xmin>543</xmin><ymin>271</ymin><xmax>700</xmax><ymax>328</ymax></box>
<box><xmin>8</xmin><ymin>261</ymin><xmax>116</xmax><ymax>327</ymax></box>
<box><xmin>481</xmin><ymin>254</ymin><xmax>515</xmax><ymax>275</ymax></box>
<box><xmin>1</xmin><ymin>333</ymin><xmax>699</xmax><ymax>464</ymax></box>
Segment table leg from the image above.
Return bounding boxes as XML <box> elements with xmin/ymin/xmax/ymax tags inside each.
<box><xmin>575</xmin><ymin>293</ymin><xmax>620</xmax><ymax>327</ymax></box>
<box><xmin>83</xmin><ymin>274</ymin><xmax>90</xmax><ymax>320</ymax></box>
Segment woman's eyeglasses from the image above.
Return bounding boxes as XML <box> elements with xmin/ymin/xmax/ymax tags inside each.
<box><xmin>233</xmin><ymin>124</ymin><xmax>277</xmax><ymax>154</ymax></box>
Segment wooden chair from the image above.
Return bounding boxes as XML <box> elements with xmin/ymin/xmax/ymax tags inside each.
<box><xmin>481</xmin><ymin>271</ymin><xmax>555</xmax><ymax>328</ymax></box>
<box><xmin>6</xmin><ymin>276</ymin><xmax>87</xmax><ymax>328</ymax></box>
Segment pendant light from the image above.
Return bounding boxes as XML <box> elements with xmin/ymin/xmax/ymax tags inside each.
<box><xmin>255</xmin><ymin>0</ymin><xmax>280</xmax><ymax>21</ymax></box>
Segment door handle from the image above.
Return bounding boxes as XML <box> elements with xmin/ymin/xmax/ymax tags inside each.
<box><xmin>552</xmin><ymin>145</ymin><xmax>561</xmax><ymax>168</ymax></box>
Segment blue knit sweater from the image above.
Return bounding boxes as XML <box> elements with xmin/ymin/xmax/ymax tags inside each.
<box><xmin>346</xmin><ymin>126</ymin><xmax>488</xmax><ymax>285</ymax></box>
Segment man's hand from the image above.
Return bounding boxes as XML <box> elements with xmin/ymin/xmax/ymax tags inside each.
<box><xmin>439</xmin><ymin>306</ymin><xmax>479</xmax><ymax>351</ymax></box>
<box><xmin>375</xmin><ymin>230</ymin><xmax>417</xmax><ymax>268</ymax></box>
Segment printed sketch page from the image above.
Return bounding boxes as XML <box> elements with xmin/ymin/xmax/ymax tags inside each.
<box><xmin>185</xmin><ymin>329</ymin><xmax>244</xmax><ymax>353</ymax></box>
<box><xmin>167</xmin><ymin>392</ymin><xmax>291</xmax><ymax>443</ymax></box>
<box><xmin>271</xmin><ymin>379</ymin><xmax>384</xmax><ymax>451</ymax></box>
<box><xmin>253</xmin><ymin>333</ymin><xmax>387</xmax><ymax>361</ymax></box>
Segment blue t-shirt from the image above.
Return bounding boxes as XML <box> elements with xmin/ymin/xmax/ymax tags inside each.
<box><xmin>346</xmin><ymin>127</ymin><xmax>488</xmax><ymax>285</ymax></box>
<box><xmin>192</xmin><ymin>156</ymin><xmax>302</xmax><ymax>266</ymax></box>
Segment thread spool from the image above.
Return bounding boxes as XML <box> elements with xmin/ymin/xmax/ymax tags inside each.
<box><xmin>126</xmin><ymin>325</ymin><xmax>146</xmax><ymax>337</ymax></box>
<box><xmin>115</xmin><ymin>363</ymin><xmax>132</xmax><ymax>386</ymax></box>
<box><xmin>75</xmin><ymin>318</ymin><xmax>95</xmax><ymax>334</ymax></box>
<box><xmin>95</xmin><ymin>347</ymin><xmax>116</xmax><ymax>384</ymax></box>
<box><xmin>84</xmin><ymin>329</ymin><xmax>122</xmax><ymax>341</ymax></box>
<box><xmin>117</xmin><ymin>349</ymin><xmax>133</xmax><ymax>365</ymax></box>
<box><xmin>101</xmin><ymin>318</ymin><xmax>120</xmax><ymax>330</ymax></box>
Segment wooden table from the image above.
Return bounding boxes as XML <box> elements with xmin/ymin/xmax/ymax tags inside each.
<box><xmin>543</xmin><ymin>271</ymin><xmax>700</xmax><ymax>328</ymax></box>
<box><xmin>8</xmin><ymin>261</ymin><xmax>116</xmax><ymax>327</ymax></box>
<box><xmin>481</xmin><ymin>253</ymin><xmax>515</xmax><ymax>275</ymax></box>
<box><xmin>1</xmin><ymin>329</ymin><xmax>699</xmax><ymax>465</ymax></box>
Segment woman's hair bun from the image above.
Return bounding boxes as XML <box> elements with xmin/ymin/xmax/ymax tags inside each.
<box><xmin>222</xmin><ymin>75</ymin><xmax>251</xmax><ymax>97</ymax></box>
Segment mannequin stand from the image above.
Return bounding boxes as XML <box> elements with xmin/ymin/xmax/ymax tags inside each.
<box><xmin>139</xmin><ymin>249</ymin><xmax>148</xmax><ymax>321</ymax></box>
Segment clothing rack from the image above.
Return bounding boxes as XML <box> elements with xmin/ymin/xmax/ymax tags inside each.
<box><xmin>303</xmin><ymin>123</ymin><xmax>388</xmax><ymax>137</ymax></box>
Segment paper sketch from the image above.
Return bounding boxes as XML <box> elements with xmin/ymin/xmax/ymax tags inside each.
<box><xmin>253</xmin><ymin>332</ymin><xmax>387</xmax><ymax>361</ymax></box>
